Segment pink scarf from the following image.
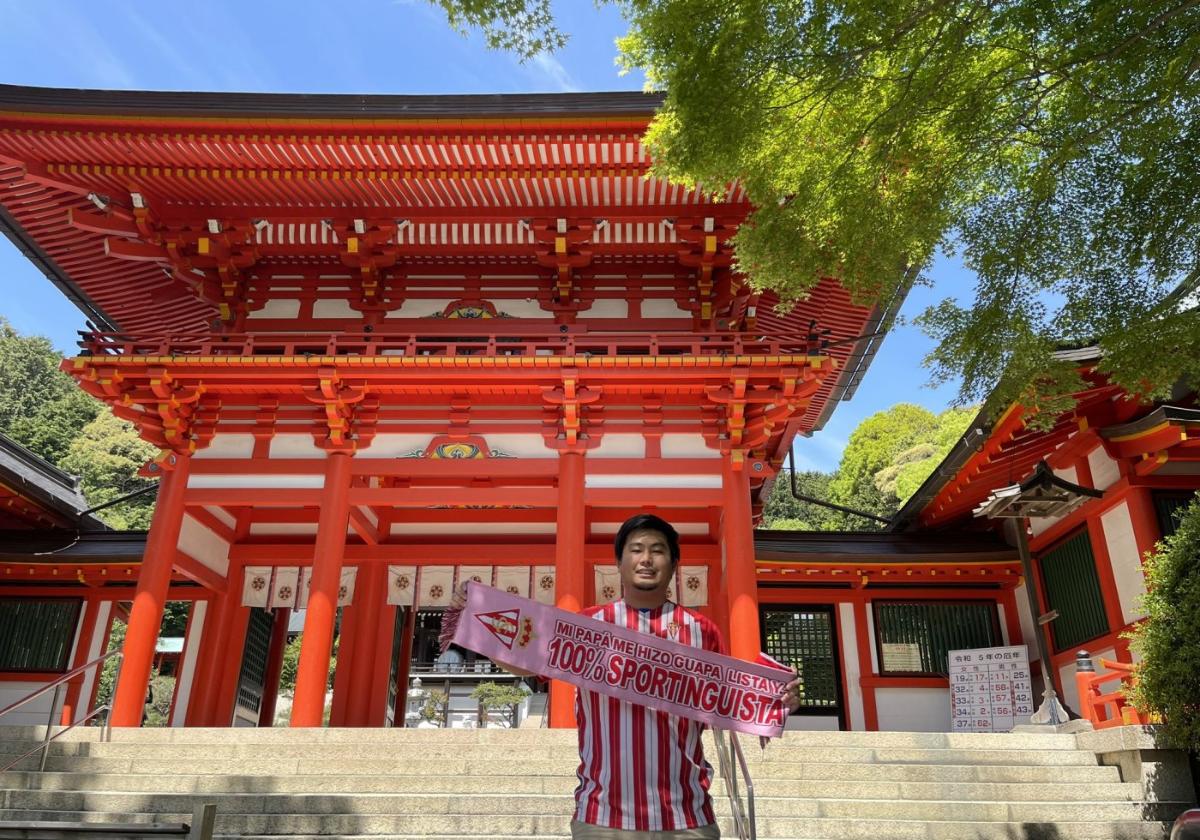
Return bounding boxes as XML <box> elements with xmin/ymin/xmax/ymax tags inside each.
<box><xmin>441</xmin><ymin>583</ymin><xmax>790</xmax><ymax>738</ymax></box>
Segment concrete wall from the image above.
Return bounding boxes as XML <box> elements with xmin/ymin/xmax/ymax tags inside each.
<box><xmin>875</xmin><ymin>687</ymin><xmax>950</xmax><ymax>732</ymax></box>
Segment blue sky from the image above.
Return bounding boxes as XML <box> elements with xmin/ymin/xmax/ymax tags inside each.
<box><xmin>0</xmin><ymin>0</ymin><xmax>974</xmax><ymax>472</ymax></box>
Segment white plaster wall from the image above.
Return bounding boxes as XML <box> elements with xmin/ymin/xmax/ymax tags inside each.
<box><xmin>491</xmin><ymin>300</ymin><xmax>552</xmax><ymax>318</ymax></box>
<box><xmin>591</xmin><ymin>521</ymin><xmax>709</xmax><ymax>536</ymax></box>
<box><xmin>385</xmin><ymin>298</ymin><xmax>456</xmax><ymax>319</ymax></box>
<box><xmin>997</xmin><ymin>603</ymin><xmax>1010</xmax><ymax>645</ymax></box>
<box><xmin>1100</xmin><ymin>501</ymin><xmax>1149</xmax><ymax>623</ymax></box>
<box><xmin>194</xmin><ymin>434</ymin><xmax>255</xmax><ymax>459</ymax></box>
<box><xmin>838</xmin><ymin>602</ymin><xmax>865</xmax><ymax>731</ymax></box>
<box><xmin>1014</xmin><ymin>583</ymin><xmax>1040</xmax><ymax>663</ymax></box>
<box><xmin>1053</xmin><ymin>466</ymin><xmax>1079</xmax><ymax>485</ymax></box>
<box><xmin>589</xmin><ymin>435</ymin><xmax>646</xmax><ymax>459</ymax></box>
<box><xmin>390</xmin><ymin>521</ymin><xmax>557</xmax><ymax>535</ymax></box>
<box><xmin>1088</xmin><ymin>445</ymin><xmax>1121</xmax><ymax>491</ymax></box>
<box><xmin>170</xmin><ymin>600</ymin><xmax>206</xmax><ymax>727</ymax></box>
<box><xmin>579</xmin><ymin>300</ymin><xmax>629</xmax><ymax>319</ymax></box>
<box><xmin>247</xmin><ymin>299</ymin><xmax>301</xmax><ymax>320</ymax></box>
<box><xmin>204</xmin><ymin>506</ymin><xmax>237</xmax><ymax>529</ymax></box>
<box><xmin>641</xmin><ymin>299</ymin><xmax>691</xmax><ymax>319</ymax></box>
<box><xmin>188</xmin><ymin>474</ymin><xmax>324</xmax><ymax>489</ymax></box>
<box><xmin>584</xmin><ymin>474</ymin><xmax>722</xmax><ymax>489</ymax></box>
<box><xmin>661</xmin><ymin>434</ymin><xmax>718</xmax><ymax>459</ymax></box>
<box><xmin>178</xmin><ymin>514</ymin><xmax>231</xmax><ymax>576</ymax></box>
<box><xmin>1059</xmin><ymin>645</ymin><xmax>1116</xmax><ymax>713</ymax></box>
<box><xmin>876</xmin><ymin>687</ymin><xmax>951</xmax><ymax>732</ymax></box>
<box><xmin>312</xmin><ymin>299</ymin><xmax>360</xmax><ymax>319</ymax></box>
<box><xmin>0</xmin><ymin>682</ymin><xmax>61</xmax><ymax>727</ymax></box>
<box><xmin>1030</xmin><ymin>513</ymin><xmax>1065</xmax><ymax>538</ymax></box>
<box><xmin>248</xmin><ymin>523</ymin><xmax>318</xmax><ymax>536</ymax></box>
<box><xmin>352</xmin><ymin>434</ymin><xmax>433</xmax><ymax>459</ymax></box>
<box><xmin>785</xmin><ymin>715</ymin><xmax>840</xmax><ymax>731</ymax></box>
<box><xmin>472</xmin><ymin>434</ymin><xmax>555</xmax><ymax>458</ymax></box>
<box><xmin>269</xmin><ymin>436</ymin><xmax>327</xmax><ymax>459</ymax></box>
<box><xmin>75</xmin><ymin>600</ymin><xmax>112</xmax><ymax>724</ymax></box>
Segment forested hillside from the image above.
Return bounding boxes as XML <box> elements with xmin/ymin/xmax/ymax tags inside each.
<box><xmin>0</xmin><ymin>319</ymin><xmax>156</xmax><ymax>528</ymax></box>
<box><xmin>762</xmin><ymin>404</ymin><xmax>976</xmax><ymax>531</ymax></box>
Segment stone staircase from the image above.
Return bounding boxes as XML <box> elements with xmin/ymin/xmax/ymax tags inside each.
<box><xmin>0</xmin><ymin>726</ymin><xmax>1193</xmax><ymax>839</ymax></box>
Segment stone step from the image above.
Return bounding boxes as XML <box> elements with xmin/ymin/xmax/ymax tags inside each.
<box><xmin>1</xmin><ymin>770</ymin><xmax>1139</xmax><ymax>800</ymax></box>
<box><xmin>0</xmin><ymin>792</ymin><xmax>1186</xmax><ymax>823</ymax></box>
<box><xmin>0</xmin><ymin>741</ymin><xmax>1105</xmax><ymax>767</ymax></box>
<box><xmin>4</xmin><ymin>754</ymin><xmax>1117</xmax><ymax>780</ymax></box>
<box><xmin>0</xmin><ymin>810</ymin><xmax>1177</xmax><ymax>840</ymax></box>
<box><xmin>0</xmin><ymin>726</ymin><xmax>1083</xmax><ymax>751</ymax></box>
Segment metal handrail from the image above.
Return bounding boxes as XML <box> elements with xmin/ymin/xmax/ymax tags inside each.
<box><xmin>0</xmin><ymin>650</ymin><xmax>123</xmax><ymax>774</ymax></box>
<box><xmin>712</xmin><ymin>729</ymin><xmax>756</xmax><ymax>840</ymax></box>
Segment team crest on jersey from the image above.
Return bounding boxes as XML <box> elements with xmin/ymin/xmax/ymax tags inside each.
<box><xmin>667</xmin><ymin>621</ymin><xmax>681</xmax><ymax>638</ymax></box>
<box><xmin>475</xmin><ymin>609</ymin><xmax>520</xmax><ymax>649</ymax></box>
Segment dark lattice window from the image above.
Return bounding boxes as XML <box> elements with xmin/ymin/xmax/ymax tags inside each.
<box><xmin>0</xmin><ymin>599</ymin><xmax>81</xmax><ymax>672</ymax></box>
<box><xmin>874</xmin><ymin>601</ymin><xmax>999</xmax><ymax>676</ymax></box>
<box><xmin>1153</xmin><ymin>492</ymin><xmax>1198</xmax><ymax>540</ymax></box>
<box><xmin>1039</xmin><ymin>530</ymin><xmax>1109</xmax><ymax>652</ymax></box>
<box><xmin>760</xmin><ymin>607</ymin><xmax>839</xmax><ymax>710</ymax></box>
<box><xmin>235</xmin><ymin>607</ymin><xmax>275</xmax><ymax>716</ymax></box>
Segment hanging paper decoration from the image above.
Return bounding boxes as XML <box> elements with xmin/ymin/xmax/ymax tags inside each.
<box><xmin>494</xmin><ymin>566</ymin><xmax>530</xmax><ymax>598</ymax></box>
<box><xmin>242</xmin><ymin>566</ymin><xmax>271</xmax><ymax>608</ymax></box>
<box><xmin>388</xmin><ymin>565</ymin><xmax>417</xmax><ymax>606</ymax></box>
<box><xmin>457</xmin><ymin>565</ymin><xmax>493</xmax><ymax>589</ymax></box>
<box><xmin>679</xmin><ymin>566</ymin><xmax>708</xmax><ymax>607</ymax></box>
<box><xmin>337</xmin><ymin>566</ymin><xmax>358</xmax><ymax>607</ymax></box>
<box><xmin>296</xmin><ymin>568</ymin><xmax>312</xmax><ymax>610</ymax></box>
<box><xmin>532</xmin><ymin>565</ymin><xmax>556</xmax><ymax>605</ymax></box>
<box><xmin>594</xmin><ymin>566</ymin><xmax>621</xmax><ymax>605</ymax></box>
<box><xmin>269</xmin><ymin>567</ymin><xmax>299</xmax><ymax>610</ymax></box>
<box><xmin>419</xmin><ymin>565</ymin><xmax>455</xmax><ymax>608</ymax></box>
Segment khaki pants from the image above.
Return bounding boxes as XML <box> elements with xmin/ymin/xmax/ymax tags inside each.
<box><xmin>570</xmin><ymin>820</ymin><xmax>720</xmax><ymax>840</ymax></box>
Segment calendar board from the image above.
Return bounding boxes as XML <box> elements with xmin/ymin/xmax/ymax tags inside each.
<box><xmin>948</xmin><ymin>645</ymin><xmax>1035</xmax><ymax>732</ymax></box>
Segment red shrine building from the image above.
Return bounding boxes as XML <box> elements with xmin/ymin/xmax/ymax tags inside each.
<box><xmin>0</xmin><ymin>84</ymin><xmax>1195</xmax><ymax>733</ymax></box>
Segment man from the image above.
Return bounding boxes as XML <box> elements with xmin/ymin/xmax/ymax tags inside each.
<box><xmin>472</xmin><ymin>513</ymin><xmax>801</xmax><ymax>839</ymax></box>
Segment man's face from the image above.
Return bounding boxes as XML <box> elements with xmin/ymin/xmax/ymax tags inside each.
<box><xmin>618</xmin><ymin>527</ymin><xmax>675</xmax><ymax>595</ymax></box>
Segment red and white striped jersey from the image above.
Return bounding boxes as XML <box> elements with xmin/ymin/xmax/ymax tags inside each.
<box><xmin>573</xmin><ymin>600</ymin><xmax>725</xmax><ymax>831</ymax></box>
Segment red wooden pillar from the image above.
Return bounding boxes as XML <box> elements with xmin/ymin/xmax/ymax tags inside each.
<box><xmin>367</xmin><ymin>578</ymin><xmax>398</xmax><ymax>725</ymax></box>
<box><xmin>291</xmin><ymin>451</ymin><xmax>352</xmax><ymax>727</ymax></box>
<box><xmin>721</xmin><ymin>456</ymin><xmax>760</xmax><ymax>661</ymax></box>
<box><xmin>185</xmin><ymin>590</ymin><xmax>230</xmax><ymax>726</ymax></box>
<box><xmin>394</xmin><ymin>607</ymin><xmax>416</xmax><ymax>726</ymax></box>
<box><xmin>549</xmin><ymin>449</ymin><xmax>585</xmax><ymax>729</ymax></box>
<box><xmin>60</xmin><ymin>596</ymin><xmax>101</xmax><ymax>725</ymax></box>
<box><xmin>210</xmin><ymin>595</ymin><xmax>251</xmax><ymax>725</ymax></box>
<box><xmin>258</xmin><ymin>608</ymin><xmax>291</xmax><ymax>727</ymax></box>
<box><xmin>111</xmin><ymin>453</ymin><xmax>191</xmax><ymax>728</ymax></box>
<box><xmin>331</xmin><ymin>563</ymin><xmax>385</xmax><ymax>726</ymax></box>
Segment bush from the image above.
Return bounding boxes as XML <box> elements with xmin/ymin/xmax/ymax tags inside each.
<box><xmin>470</xmin><ymin>680</ymin><xmax>528</xmax><ymax>728</ymax></box>
<box><xmin>278</xmin><ymin>633</ymin><xmax>337</xmax><ymax>694</ymax></box>
<box><xmin>420</xmin><ymin>690</ymin><xmax>449</xmax><ymax>725</ymax></box>
<box><xmin>142</xmin><ymin>673</ymin><xmax>175</xmax><ymax>726</ymax></box>
<box><xmin>1127</xmin><ymin>495</ymin><xmax>1200</xmax><ymax>751</ymax></box>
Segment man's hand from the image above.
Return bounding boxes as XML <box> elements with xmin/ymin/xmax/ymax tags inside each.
<box><xmin>779</xmin><ymin>669</ymin><xmax>802</xmax><ymax>714</ymax></box>
<box><xmin>451</xmin><ymin>582</ymin><xmax>535</xmax><ymax>678</ymax></box>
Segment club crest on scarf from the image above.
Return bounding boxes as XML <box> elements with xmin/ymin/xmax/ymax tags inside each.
<box><xmin>475</xmin><ymin>609</ymin><xmax>520</xmax><ymax>649</ymax></box>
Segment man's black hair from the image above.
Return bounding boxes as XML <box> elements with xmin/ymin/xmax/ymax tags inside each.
<box><xmin>613</xmin><ymin>513</ymin><xmax>680</xmax><ymax>565</ymax></box>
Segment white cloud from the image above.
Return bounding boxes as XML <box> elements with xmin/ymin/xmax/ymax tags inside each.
<box><xmin>530</xmin><ymin>52</ymin><xmax>579</xmax><ymax>93</ymax></box>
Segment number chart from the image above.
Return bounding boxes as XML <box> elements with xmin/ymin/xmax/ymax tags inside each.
<box><xmin>948</xmin><ymin>645</ymin><xmax>1035</xmax><ymax>732</ymax></box>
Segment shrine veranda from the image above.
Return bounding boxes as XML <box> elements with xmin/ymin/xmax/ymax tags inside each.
<box><xmin>0</xmin><ymin>84</ymin><xmax>1195</xmax><ymax>732</ymax></box>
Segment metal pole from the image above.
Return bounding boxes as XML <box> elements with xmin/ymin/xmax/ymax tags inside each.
<box><xmin>1010</xmin><ymin>520</ymin><xmax>1066</xmax><ymax>724</ymax></box>
<box><xmin>40</xmin><ymin>685</ymin><xmax>63</xmax><ymax>772</ymax></box>
<box><xmin>103</xmin><ymin>653</ymin><xmax>124</xmax><ymax>743</ymax></box>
